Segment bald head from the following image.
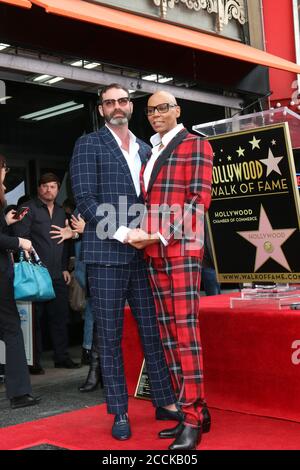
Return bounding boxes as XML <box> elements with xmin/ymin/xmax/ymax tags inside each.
<box><xmin>147</xmin><ymin>91</ymin><xmax>181</xmax><ymax>137</ymax></box>
<box><xmin>148</xmin><ymin>91</ymin><xmax>177</xmax><ymax>107</ymax></box>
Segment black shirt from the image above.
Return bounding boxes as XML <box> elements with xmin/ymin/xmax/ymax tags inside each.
<box><xmin>13</xmin><ymin>198</ymin><xmax>68</xmax><ymax>279</ymax></box>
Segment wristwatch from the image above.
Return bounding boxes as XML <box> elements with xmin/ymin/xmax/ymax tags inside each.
<box><xmin>72</xmin><ymin>231</ymin><xmax>79</xmax><ymax>240</ymax></box>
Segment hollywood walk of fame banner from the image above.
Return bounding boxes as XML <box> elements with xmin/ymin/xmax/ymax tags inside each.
<box><xmin>207</xmin><ymin>122</ymin><xmax>300</xmax><ymax>283</ymax></box>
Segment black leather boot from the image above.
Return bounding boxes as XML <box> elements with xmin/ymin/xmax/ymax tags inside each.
<box><xmin>78</xmin><ymin>326</ymin><xmax>103</xmax><ymax>392</ymax></box>
<box><xmin>168</xmin><ymin>423</ymin><xmax>202</xmax><ymax>451</ymax></box>
<box><xmin>159</xmin><ymin>406</ymin><xmax>211</xmax><ymax>438</ymax></box>
<box><xmin>202</xmin><ymin>406</ymin><xmax>211</xmax><ymax>433</ymax></box>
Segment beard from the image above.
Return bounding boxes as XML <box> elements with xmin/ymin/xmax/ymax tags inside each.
<box><xmin>104</xmin><ymin>109</ymin><xmax>132</xmax><ymax>126</ymax></box>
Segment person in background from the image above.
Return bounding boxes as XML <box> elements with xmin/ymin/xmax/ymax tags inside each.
<box><xmin>69</xmin><ymin>83</ymin><xmax>177</xmax><ymax>442</ymax></box>
<box><xmin>13</xmin><ymin>173</ymin><xmax>80</xmax><ymax>373</ymax></box>
<box><xmin>50</xmin><ymin>213</ymin><xmax>95</xmax><ymax>366</ymax></box>
<box><xmin>0</xmin><ymin>154</ymin><xmax>41</xmax><ymax>409</ymax></box>
<box><xmin>50</xmin><ymin>214</ymin><xmax>103</xmax><ymax>392</ymax></box>
<box><xmin>127</xmin><ymin>90</ymin><xmax>213</xmax><ymax>450</ymax></box>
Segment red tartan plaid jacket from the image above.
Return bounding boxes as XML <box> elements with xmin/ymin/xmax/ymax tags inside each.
<box><xmin>140</xmin><ymin>129</ymin><xmax>213</xmax><ymax>258</ymax></box>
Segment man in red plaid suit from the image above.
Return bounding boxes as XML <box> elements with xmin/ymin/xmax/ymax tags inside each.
<box><xmin>127</xmin><ymin>91</ymin><xmax>213</xmax><ymax>450</ymax></box>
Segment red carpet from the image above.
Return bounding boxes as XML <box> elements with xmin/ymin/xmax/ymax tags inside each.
<box><xmin>122</xmin><ymin>300</ymin><xmax>300</xmax><ymax>424</ymax></box>
<box><xmin>1</xmin><ymin>398</ymin><xmax>300</xmax><ymax>450</ymax></box>
<box><xmin>2</xmin><ymin>298</ymin><xmax>299</xmax><ymax>450</ymax></box>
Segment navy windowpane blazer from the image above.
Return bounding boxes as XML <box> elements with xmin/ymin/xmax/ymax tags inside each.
<box><xmin>70</xmin><ymin>126</ymin><xmax>151</xmax><ymax>265</ymax></box>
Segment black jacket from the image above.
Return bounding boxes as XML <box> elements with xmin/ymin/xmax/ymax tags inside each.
<box><xmin>13</xmin><ymin>198</ymin><xmax>69</xmax><ymax>279</ymax></box>
<box><xmin>0</xmin><ymin>210</ymin><xmax>19</xmax><ymax>275</ymax></box>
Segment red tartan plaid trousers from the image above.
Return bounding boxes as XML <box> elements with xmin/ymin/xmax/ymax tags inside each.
<box><xmin>147</xmin><ymin>256</ymin><xmax>206</xmax><ymax>426</ymax></box>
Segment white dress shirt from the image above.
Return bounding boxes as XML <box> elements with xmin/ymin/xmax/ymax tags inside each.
<box><xmin>106</xmin><ymin>124</ymin><xmax>141</xmax><ymax>196</ymax></box>
<box><xmin>143</xmin><ymin>123</ymin><xmax>184</xmax><ymax>191</ymax></box>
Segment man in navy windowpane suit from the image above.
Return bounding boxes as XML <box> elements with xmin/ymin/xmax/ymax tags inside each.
<box><xmin>70</xmin><ymin>83</ymin><xmax>176</xmax><ymax>441</ymax></box>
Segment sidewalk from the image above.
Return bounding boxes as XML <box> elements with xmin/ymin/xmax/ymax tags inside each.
<box><xmin>0</xmin><ymin>346</ymin><xmax>105</xmax><ymax>428</ymax></box>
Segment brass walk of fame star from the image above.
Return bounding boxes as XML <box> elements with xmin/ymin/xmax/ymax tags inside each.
<box><xmin>260</xmin><ymin>148</ymin><xmax>284</xmax><ymax>177</ymax></box>
<box><xmin>237</xmin><ymin>205</ymin><xmax>296</xmax><ymax>272</ymax></box>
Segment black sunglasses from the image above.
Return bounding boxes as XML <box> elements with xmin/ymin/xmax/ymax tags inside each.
<box><xmin>145</xmin><ymin>103</ymin><xmax>177</xmax><ymax>116</ymax></box>
<box><xmin>101</xmin><ymin>97</ymin><xmax>130</xmax><ymax>107</ymax></box>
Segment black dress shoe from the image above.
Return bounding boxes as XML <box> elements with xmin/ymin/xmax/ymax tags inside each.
<box><xmin>28</xmin><ymin>365</ymin><xmax>45</xmax><ymax>375</ymax></box>
<box><xmin>155</xmin><ymin>406</ymin><xmax>184</xmax><ymax>422</ymax></box>
<box><xmin>159</xmin><ymin>407</ymin><xmax>211</xmax><ymax>437</ymax></box>
<box><xmin>169</xmin><ymin>424</ymin><xmax>202</xmax><ymax>451</ymax></box>
<box><xmin>159</xmin><ymin>422</ymin><xmax>184</xmax><ymax>439</ymax></box>
<box><xmin>54</xmin><ymin>358</ymin><xmax>81</xmax><ymax>369</ymax></box>
<box><xmin>10</xmin><ymin>394</ymin><xmax>41</xmax><ymax>409</ymax></box>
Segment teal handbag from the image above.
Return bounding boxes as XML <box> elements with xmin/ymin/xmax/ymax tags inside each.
<box><xmin>14</xmin><ymin>251</ymin><xmax>39</xmax><ymax>301</ymax></box>
<box><xmin>31</xmin><ymin>249</ymin><xmax>56</xmax><ymax>301</ymax></box>
<box><xmin>14</xmin><ymin>249</ymin><xmax>56</xmax><ymax>302</ymax></box>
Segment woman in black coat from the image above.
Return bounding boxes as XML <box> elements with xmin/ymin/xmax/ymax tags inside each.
<box><xmin>0</xmin><ymin>154</ymin><xmax>40</xmax><ymax>408</ymax></box>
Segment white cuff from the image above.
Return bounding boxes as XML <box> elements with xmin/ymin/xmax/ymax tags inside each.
<box><xmin>113</xmin><ymin>226</ymin><xmax>131</xmax><ymax>244</ymax></box>
<box><xmin>157</xmin><ymin>232</ymin><xmax>168</xmax><ymax>247</ymax></box>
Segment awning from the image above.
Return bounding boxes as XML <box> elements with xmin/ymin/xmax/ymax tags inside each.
<box><xmin>0</xmin><ymin>0</ymin><xmax>31</xmax><ymax>8</ymax></box>
<box><xmin>29</xmin><ymin>0</ymin><xmax>300</xmax><ymax>75</ymax></box>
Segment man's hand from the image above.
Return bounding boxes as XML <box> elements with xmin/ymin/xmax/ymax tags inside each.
<box><xmin>50</xmin><ymin>219</ymin><xmax>73</xmax><ymax>244</ymax></box>
<box><xmin>126</xmin><ymin>228</ymin><xmax>159</xmax><ymax>249</ymax></box>
<box><xmin>71</xmin><ymin>214</ymin><xmax>85</xmax><ymax>234</ymax></box>
<box><xmin>63</xmin><ymin>270</ymin><xmax>71</xmax><ymax>285</ymax></box>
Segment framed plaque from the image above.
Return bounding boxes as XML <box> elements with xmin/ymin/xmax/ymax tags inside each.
<box><xmin>207</xmin><ymin>122</ymin><xmax>300</xmax><ymax>283</ymax></box>
<box><xmin>134</xmin><ymin>359</ymin><xmax>151</xmax><ymax>401</ymax></box>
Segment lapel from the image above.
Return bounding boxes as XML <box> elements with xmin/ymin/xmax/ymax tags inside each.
<box><xmin>139</xmin><ymin>141</ymin><xmax>152</xmax><ymax>200</ymax></box>
<box><xmin>146</xmin><ymin>128</ymin><xmax>188</xmax><ymax>194</ymax></box>
<box><xmin>138</xmin><ymin>140</ymin><xmax>151</xmax><ymax>166</ymax></box>
<box><xmin>100</xmin><ymin>126</ymin><xmax>136</xmax><ymax>192</ymax></box>
<box><xmin>140</xmin><ymin>163</ymin><xmax>147</xmax><ymax>200</ymax></box>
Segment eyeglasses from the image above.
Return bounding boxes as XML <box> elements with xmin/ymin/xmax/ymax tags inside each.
<box><xmin>1</xmin><ymin>166</ymin><xmax>10</xmax><ymax>174</ymax></box>
<box><xmin>145</xmin><ymin>103</ymin><xmax>177</xmax><ymax>116</ymax></box>
<box><xmin>101</xmin><ymin>97</ymin><xmax>130</xmax><ymax>107</ymax></box>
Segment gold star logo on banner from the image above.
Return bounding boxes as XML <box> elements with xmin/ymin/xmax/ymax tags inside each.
<box><xmin>249</xmin><ymin>136</ymin><xmax>261</xmax><ymax>150</ymax></box>
<box><xmin>236</xmin><ymin>146</ymin><xmax>245</xmax><ymax>157</ymax></box>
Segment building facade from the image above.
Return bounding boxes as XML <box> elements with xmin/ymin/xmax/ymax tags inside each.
<box><xmin>262</xmin><ymin>0</ymin><xmax>300</xmax><ymax>183</ymax></box>
<box><xmin>0</xmin><ymin>0</ymin><xmax>298</xmax><ymax>198</ymax></box>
